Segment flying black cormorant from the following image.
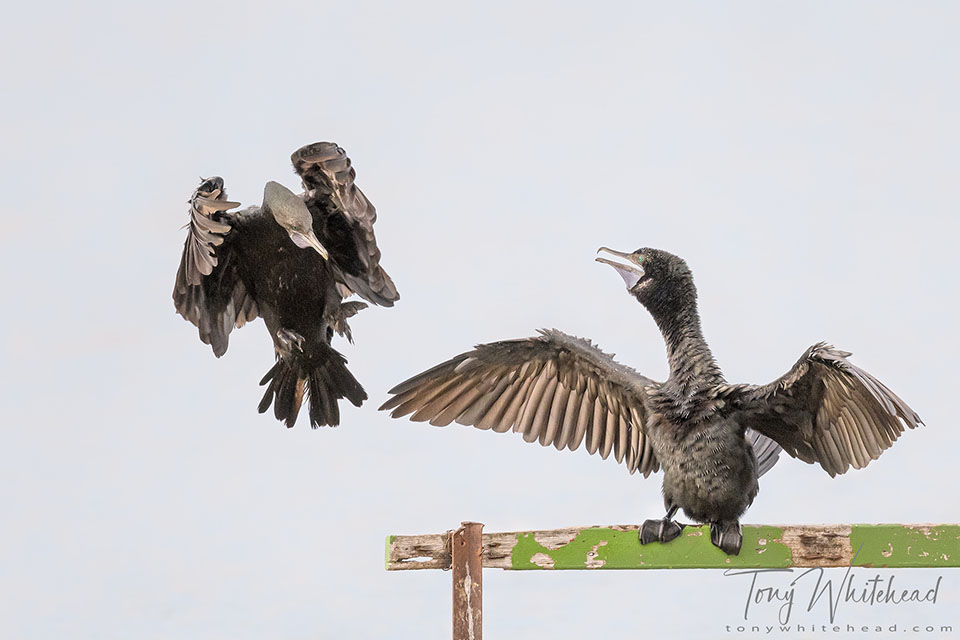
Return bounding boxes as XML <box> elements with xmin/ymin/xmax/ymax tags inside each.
<box><xmin>174</xmin><ymin>142</ymin><xmax>398</xmax><ymax>428</ymax></box>
<box><xmin>380</xmin><ymin>247</ymin><xmax>920</xmax><ymax>554</ymax></box>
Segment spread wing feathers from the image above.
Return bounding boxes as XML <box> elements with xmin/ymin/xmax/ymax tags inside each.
<box><xmin>730</xmin><ymin>342</ymin><xmax>922</xmax><ymax>477</ymax></box>
<box><xmin>380</xmin><ymin>329</ymin><xmax>661</xmax><ymax>477</ymax></box>
<box><xmin>291</xmin><ymin>142</ymin><xmax>399</xmax><ymax>307</ymax></box>
<box><xmin>746</xmin><ymin>429</ymin><xmax>782</xmax><ymax>478</ymax></box>
<box><xmin>173</xmin><ymin>177</ymin><xmax>259</xmax><ymax>357</ymax></box>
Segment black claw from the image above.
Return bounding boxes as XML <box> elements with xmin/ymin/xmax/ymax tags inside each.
<box><xmin>710</xmin><ymin>522</ymin><xmax>742</xmax><ymax>555</ymax></box>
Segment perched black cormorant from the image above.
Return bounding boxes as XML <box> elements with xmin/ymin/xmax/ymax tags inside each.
<box><xmin>174</xmin><ymin>142</ymin><xmax>398</xmax><ymax>428</ymax></box>
<box><xmin>380</xmin><ymin>247</ymin><xmax>920</xmax><ymax>554</ymax></box>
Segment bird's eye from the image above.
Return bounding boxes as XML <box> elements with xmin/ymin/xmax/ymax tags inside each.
<box><xmin>636</xmin><ymin>255</ymin><xmax>644</xmax><ymax>263</ymax></box>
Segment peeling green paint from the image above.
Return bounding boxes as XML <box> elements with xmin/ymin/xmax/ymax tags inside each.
<box><xmin>385</xmin><ymin>535</ymin><xmax>396</xmax><ymax>570</ymax></box>
<box><xmin>386</xmin><ymin>524</ymin><xmax>960</xmax><ymax>571</ymax></box>
<box><xmin>506</xmin><ymin>524</ymin><xmax>960</xmax><ymax>570</ymax></box>
<box><xmin>849</xmin><ymin>524</ymin><xmax>960</xmax><ymax>568</ymax></box>
<box><xmin>510</xmin><ymin>525</ymin><xmax>791</xmax><ymax>570</ymax></box>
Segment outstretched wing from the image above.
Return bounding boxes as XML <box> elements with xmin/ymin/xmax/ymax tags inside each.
<box><xmin>746</xmin><ymin>429</ymin><xmax>782</xmax><ymax>478</ymax></box>
<box><xmin>173</xmin><ymin>177</ymin><xmax>259</xmax><ymax>357</ymax></box>
<box><xmin>380</xmin><ymin>329</ymin><xmax>661</xmax><ymax>477</ymax></box>
<box><xmin>726</xmin><ymin>342</ymin><xmax>922</xmax><ymax>477</ymax></box>
<box><xmin>291</xmin><ymin>142</ymin><xmax>399</xmax><ymax>307</ymax></box>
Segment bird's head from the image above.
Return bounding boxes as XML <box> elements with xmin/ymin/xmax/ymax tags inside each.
<box><xmin>262</xmin><ymin>181</ymin><xmax>329</xmax><ymax>260</ymax></box>
<box><xmin>596</xmin><ymin>246</ymin><xmax>697</xmax><ymax>315</ymax></box>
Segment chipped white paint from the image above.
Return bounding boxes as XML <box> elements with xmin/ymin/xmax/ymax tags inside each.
<box><xmin>463</xmin><ymin>569</ymin><xmax>476</xmax><ymax>640</ymax></box>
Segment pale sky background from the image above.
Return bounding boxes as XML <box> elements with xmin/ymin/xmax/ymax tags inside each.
<box><xmin>2</xmin><ymin>2</ymin><xmax>958</xmax><ymax>638</ymax></box>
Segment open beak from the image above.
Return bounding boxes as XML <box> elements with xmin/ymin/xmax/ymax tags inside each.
<box><xmin>596</xmin><ymin>247</ymin><xmax>645</xmax><ymax>290</ymax></box>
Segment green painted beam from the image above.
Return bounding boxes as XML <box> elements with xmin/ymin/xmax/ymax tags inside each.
<box><xmin>386</xmin><ymin>524</ymin><xmax>960</xmax><ymax>571</ymax></box>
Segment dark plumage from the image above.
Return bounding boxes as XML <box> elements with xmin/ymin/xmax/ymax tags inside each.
<box><xmin>174</xmin><ymin>142</ymin><xmax>398</xmax><ymax>428</ymax></box>
<box><xmin>380</xmin><ymin>247</ymin><xmax>921</xmax><ymax>554</ymax></box>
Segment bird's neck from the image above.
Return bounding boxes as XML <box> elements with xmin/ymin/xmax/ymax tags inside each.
<box><xmin>653</xmin><ymin>305</ymin><xmax>723</xmax><ymax>391</ymax></box>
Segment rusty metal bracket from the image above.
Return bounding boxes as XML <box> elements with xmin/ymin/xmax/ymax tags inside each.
<box><xmin>450</xmin><ymin>522</ymin><xmax>483</xmax><ymax>640</ymax></box>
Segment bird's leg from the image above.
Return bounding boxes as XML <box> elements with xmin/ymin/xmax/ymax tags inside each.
<box><xmin>639</xmin><ymin>504</ymin><xmax>685</xmax><ymax>545</ymax></box>
<box><xmin>710</xmin><ymin>521</ymin><xmax>742</xmax><ymax>555</ymax></box>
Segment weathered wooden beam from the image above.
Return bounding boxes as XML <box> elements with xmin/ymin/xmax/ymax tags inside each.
<box><xmin>386</xmin><ymin>523</ymin><xmax>960</xmax><ymax>571</ymax></box>
<box><xmin>451</xmin><ymin>522</ymin><xmax>483</xmax><ymax>640</ymax></box>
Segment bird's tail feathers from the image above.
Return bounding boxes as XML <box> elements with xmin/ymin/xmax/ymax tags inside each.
<box><xmin>258</xmin><ymin>332</ymin><xmax>366</xmax><ymax>428</ymax></box>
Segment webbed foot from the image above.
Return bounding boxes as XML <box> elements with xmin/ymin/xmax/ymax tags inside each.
<box><xmin>639</xmin><ymin>517</ymin><xmax>685</xmax><ymax>545</ymax></box>
<box><xmin>710</xmin><ymin>521</ymin><xmax>742</xmax><ymax>555</ymax></box>
<box><xmin>275</xmin><ymin>329</ymin><xmax>306</xmax><ymax>356</ymax></box>
<box><xmin>329</xmin><ymin>301</ymin><xmax>368</xmax><ymax>344</ymax></box>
